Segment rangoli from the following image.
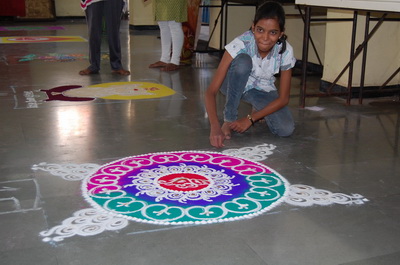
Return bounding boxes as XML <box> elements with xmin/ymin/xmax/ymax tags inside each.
<box><xmin>0</xmin><ymin>36</ymin><xmax>87</xmax><ymax>44</ymax></box>
<box><xmin>0</xmin><ymin>26</ymin><xmax>65</xmax><ymax>31</ymax></box>
<box><xmin>42</xmin><ymin>82</ymin><xmax>176</xmax><ymax>101</ymax></box>
<box><xmin>82</xmin><ymin>151</ymin><xmax>289</xmax><ymax>225</ymax></box>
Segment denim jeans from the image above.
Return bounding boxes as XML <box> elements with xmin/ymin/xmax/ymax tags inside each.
<box><xmin>220</xmin><ymin>53</ymin><xmax>295</xmax><ymax>137</ymax></box>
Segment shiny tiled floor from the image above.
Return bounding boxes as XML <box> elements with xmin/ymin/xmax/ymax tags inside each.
<box><xmin>1</xmin><ymin>19</ymin><xmax>400</xmax><ymax>265</ymax></box>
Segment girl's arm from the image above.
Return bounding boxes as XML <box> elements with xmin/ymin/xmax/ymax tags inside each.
<box><xmin>229</xmin><ymin>69</ymin><xmax>292</xmax><ymax>133</ymax></box>
<box><xmin>205</xmin><ymin>52</ymin><xmax>233</xmax><ymax>148</ymax></box>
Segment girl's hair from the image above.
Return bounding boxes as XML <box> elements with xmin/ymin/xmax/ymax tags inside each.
<box><xmin>253</xmin><ymin>1</ymin><xmax>287</xmax><ymax>54</ymax></box>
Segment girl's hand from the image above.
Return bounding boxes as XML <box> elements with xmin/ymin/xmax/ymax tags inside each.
<box><xmin>209</xmin><ymin>122</ymin><xmax>232</xmax><ymax>148</ymax></box>
<box><xmin>229</xmin><ymin>117</ymin><xmax>252</xmax><ymax>133</ymax></box>
<box><xmin>209</xmin><ymin>127</ymin><xmax>226</xmax><ymax>148</ymax></box>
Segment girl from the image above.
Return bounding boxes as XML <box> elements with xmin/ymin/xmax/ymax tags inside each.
<box><xmin>205</xmin><ymin>1</ymin><xmax>296</xmax><ymax>148</ymax></box>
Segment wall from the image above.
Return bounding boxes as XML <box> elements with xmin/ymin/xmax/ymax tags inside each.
<box><xmin>322</xmin><ymin>9</ymin><xmax>400</xmax><ymax>87</ymax></box>
<box><xmin>130</xmin><ymin>0</ymin><xmax>156</xmax><ymax>26</ymax></box>
<box><xmin>208</xmin><ymin>1</ymin><xmax>255</xmax><ymax>50</ymax></box>
<box><xmin>284</xmin><ymin>5</ymin><xmax>326</xmax><ymax>65</ymax></box>
<box><xmin>54</xmin><ymin>0</ymin><xmax>83</xmax><ymax>17</ymax></box>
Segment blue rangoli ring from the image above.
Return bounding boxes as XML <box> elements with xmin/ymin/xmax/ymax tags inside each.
<box><xmin>82</xmin><ymin>151</ymin><xmax>289</xmax><ymax>225</ymax></box>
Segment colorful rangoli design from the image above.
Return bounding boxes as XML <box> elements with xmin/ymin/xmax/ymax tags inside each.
<box><xmin>0</xmin><ymin>26</ymin><xmax>65</xmax><ymax>31</ymax></box>
<box><xmin>82</xmin><ymin>151</ymin><xmax>289</xmax><ymax>225</ymax></box>
<box><xmin>0</xmin><ymin>36</ymin><xmax>86</xmax><ymax>44</ymax></box>
<box><xmin>41</xmin><ymin>82</ymin><xmax>176</xmax><ymax>102</ymax></box>
<box><xmin>35</xmin><ymin>144</ymin><xmax>368</xmax><ymax>242</ymax></box>
<box><xmin>4</xmin><ymin>53</ymin><xmax>108</xmax><ymax>64</ymax></box>
<box><xmin>17</xmin><ymin>53</ymin><xmax>88</xmax><ymax>62</ymax></box>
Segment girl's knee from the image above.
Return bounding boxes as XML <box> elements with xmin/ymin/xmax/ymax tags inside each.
<box><xmin>275</xmin><ymin>123</ymin><xmax>294</xmax><ymax>137</ymax></box>
<box><xmin>232</xmin><ymin>54</ymin><xmax>252</xmax><ymax>75</ymax></box>
<box><xmin>267</xmin><ymin>117</ymin><xmax>294</xmax><ymax>137</ymax></box>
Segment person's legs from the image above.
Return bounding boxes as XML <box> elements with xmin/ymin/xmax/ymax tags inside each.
<box><xmin>159</xmin><ymin>21</ymin><xmax>172</xmax><ymax>64</ymax></box>
<box><xmin>80</xmin><ymin>2</ymin><xmax>104</xmax><ymax>74</ymax></box>
<box><xmin>220</xmin><ymin>53</ymin><xmax>252</xmax><ymax>122</ymax></box>
<box><xmin>104</xmin><ymin>0</ymin><xmax>129</xmax><ymax>75</ymax></box>
<box><xmin>150</xmin><ymin>21</ymin><xmax>184</xmax><ymax>71</ymax></box>
<box><xmin>149</xmin><ymin>21</ymin><xmax>171</xmax><ymax>68</ymax></box>
<box><xmin>243</xmin><ymin>89</ymin><xmax>295</xmax><ymax>136</ymax></box>
<box><xmin>168</xmin><ymin>20</ymin><xmax>184</xmax><ymax>66</ymax></box>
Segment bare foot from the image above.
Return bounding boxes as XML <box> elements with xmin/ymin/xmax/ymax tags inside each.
<box><xmin>221</xmin><ymin>122</ymin><xmax>232</xmax><ymax>139</ymax></box>
<box><xmin>112</xmin><ymin>69</ymin><xmax>130</xmax><ymax>75</ymax></box>
<box><xmin>79</xmin><ymin>68</ymin><xmax>99</xmax><ymax>75</ymax></box>
<box><xmin>161</xmin><ymin>63</ymin><xmax>179</xmax><ymax>72</ymax></box>
<box><xmin>149</xmin><ymin>61</ymin><xmax>168</xmax><ymax>68</ymax></box>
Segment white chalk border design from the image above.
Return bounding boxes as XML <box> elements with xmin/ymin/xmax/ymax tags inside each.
<box><xmin>39</xmin><ymin>208</ymin><xmax>129</xmax><ymax>242</ymax></box>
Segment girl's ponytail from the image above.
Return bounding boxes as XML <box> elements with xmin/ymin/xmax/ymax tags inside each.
<box><xmin>278</xmin><ymin>34</ymin><xmax>287</xmax><ymax>54</ymax></box>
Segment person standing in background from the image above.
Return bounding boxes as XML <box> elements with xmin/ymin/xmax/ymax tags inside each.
<box><xmin>147</xmin><ymin>0</ymin><xmax>187</xmax><ymax>71</ymax></box>
<box><xmin>79</xmin><ymin>0</ymin><xmax>130</xmax><ymax>76</ymax></box>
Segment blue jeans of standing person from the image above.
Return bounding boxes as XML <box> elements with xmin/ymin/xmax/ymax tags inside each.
<box><xmin>220</xmin><ymin>53</ymin><xmax>295</xmax><ymax>137</ymax></box>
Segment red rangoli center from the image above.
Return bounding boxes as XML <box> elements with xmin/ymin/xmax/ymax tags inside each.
<box><xmin>157</xmin><ymin>173</ymin><xmax>211</xmax><ymax>192</ymax></box>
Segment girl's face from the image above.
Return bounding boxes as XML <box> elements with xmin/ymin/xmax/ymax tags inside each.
<box><xmin>252</xmin><ymin>18</ymin><xmax>283</xmax><ymax>58</ymax></box>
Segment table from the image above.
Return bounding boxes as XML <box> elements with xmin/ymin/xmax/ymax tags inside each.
<box><xmin>296</xmin><ymin>0</ymin><xmax>400</xmax><ymax>106</ymax></box>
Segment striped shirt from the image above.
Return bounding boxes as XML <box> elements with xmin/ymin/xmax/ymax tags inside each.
<box><xmin>80</xmin><ymin>0</ymin><xmax>104</xmax><ymax>10</ymax></box>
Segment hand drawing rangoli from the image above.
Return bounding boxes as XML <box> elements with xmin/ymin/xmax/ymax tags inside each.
<box><xmin>82</xmin><ymin>151</ymin><xmax>289</xmax><ymax>225</ymax></box>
